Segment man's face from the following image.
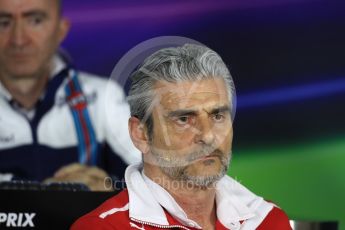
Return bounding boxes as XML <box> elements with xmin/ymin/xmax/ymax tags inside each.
<box><xmin>0</xmin><ymin>0</ymin><xmax>68</xmax><ymax>79</ymax></box>
<box><xmin>148</xmin><ymin>78</ymin><xmax>233</xmax><ymax>187</ymax></box>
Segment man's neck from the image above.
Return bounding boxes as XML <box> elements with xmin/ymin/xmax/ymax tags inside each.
<box><xmin>144</xmin><ymin>165</ymin><xmax>217</xmax><ymax>230</ymax></box>
<box><xmin>0</xmin><ymin>71</ymin><xmax>50</xmax><ymax>110</ymax></box>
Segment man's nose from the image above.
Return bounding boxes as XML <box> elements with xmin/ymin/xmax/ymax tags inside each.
<box><xmin>193</xmin><ymin>116</ymin><xmax>216</xmax><ymax>145</ymax></box>
<box><xmin>10</xmin><ymin>22</ymin><xmax>29</xmax><ymax>47</ymax></box>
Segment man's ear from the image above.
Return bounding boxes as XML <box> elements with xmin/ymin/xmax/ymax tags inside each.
<box><xmin>58</xmin><ymin>17</ymin><xmax>71</xmax><ymax>44</ymax></box>
<box><xmin>128</xmin><ymin>117</ymin><xmax>150</xmax><ymax>155</ymax></box>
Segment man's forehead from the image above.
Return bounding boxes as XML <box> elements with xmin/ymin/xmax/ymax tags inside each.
<box><xmin>154</xmin><ymin>78</ymin><xmax>228</xmax><ymax>96</ymax></box>
<box><xmin>153</xmin><ymin>78</ymin><xmax>229</xmax><ymax>110</ymax></box>
<box><xmin>0</xmin><ymin>0</ymin><xmax>55</xmax><ymax>14</ymax></box>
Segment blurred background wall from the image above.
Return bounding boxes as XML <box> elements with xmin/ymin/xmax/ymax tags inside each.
<box><xmin>62</xmin><ymin>0</ymin><xmax>345</xmax><ymax>228</ymax></box>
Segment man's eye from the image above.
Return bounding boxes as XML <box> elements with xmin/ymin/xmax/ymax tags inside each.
<box><xmin>176</xmin><ymin>116</ymin><xmax>189</xmax><ymax>125</ymax></box>
<box><xmin>28</xmin><ymin>16</ymin><xmax>44</xmax><ymax>25</ymax></box>
<box><xmin>0</xmin><ymin>19</ymin><xmax>11</xmax><ymax>29</ymax></box>
<box><xmin>213</xmin><ymin>113</ymin><xmax>225</xmax><ymax>122</ymax></box>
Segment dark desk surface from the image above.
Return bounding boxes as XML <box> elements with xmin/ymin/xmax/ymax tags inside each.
<box><xmin>0</xmin><ymin>189</ymin><xmax>117</xmax><ymax>230</ymax></box>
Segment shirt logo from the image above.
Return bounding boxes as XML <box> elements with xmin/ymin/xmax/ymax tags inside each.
<box><xmin>56</xmin><ymin>92</ymin><xmax>97</xmax><ymax>108</ymax></box>
<box><xmin>0</xmin><ymin>213</ymin><xmax>35</xmax><ymax>228</ymax></box>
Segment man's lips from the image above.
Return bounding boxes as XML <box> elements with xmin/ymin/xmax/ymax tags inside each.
<box><xmin>8</xmin><ymin>54</ymin><xmax>32</xmax><ymax>59</ymax></box>
<box><xmin>200</xmin><ymin>155</ymin><xmax>216</xmax><ymax>160</ymax></box>
<box><xmin>7</xmin><ymin>50</ymin><xmax>35</xmax><ymax>57</ymax></box>
<box><xmin>195</xmin><ymin>152</ymin><xmax>221</xmax><ymax>161</ymax></box>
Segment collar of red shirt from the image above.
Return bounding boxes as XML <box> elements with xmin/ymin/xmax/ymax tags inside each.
<box><xmin>125</xmin><ymin>164</ymin><xmax>271</xmax><ymax>229</ymax></box>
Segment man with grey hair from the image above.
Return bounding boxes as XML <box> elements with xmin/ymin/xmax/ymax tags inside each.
<box><xmin>72</xmin><ymin>44</ymin><xmax>291</xmax><ymax>229</ymax></box>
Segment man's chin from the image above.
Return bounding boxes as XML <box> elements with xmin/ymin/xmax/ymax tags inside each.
<box><xmin>182</xmin><ymin>173</ymin><xmax>225</xmax><ymax>188</ymax></box>
<box><xmin>9</xmin><ymin>69</ymin><xmax>40</xmax><ymax>79</ymax></box>
<box><xmin>2</xmin><ymin>61</ymin><xmax>44</xmax><ymax>80</ymax></box>
<box><xmin>182</xmin><ymin>164</ymin><xmax>227</xmax><ymax>187</ymax></box>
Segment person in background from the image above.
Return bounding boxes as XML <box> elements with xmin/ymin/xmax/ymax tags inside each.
<box><xmin>72</xmin><ymin>44</ymin><xmax>291</xmax><ymax>228</ymax></box>
<box><xmin>0</xmin><ymin>0</ymin><xmax>140</xmax><ymax>191</ymax></box>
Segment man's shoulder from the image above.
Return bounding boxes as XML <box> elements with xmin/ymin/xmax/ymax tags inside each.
<box><xmin>220</xmin><ymin>176</ymin><xmax>291</xmax><ymax>229</ymax></box>
<box><xmin>77</xmin><ymin>71</ymin><xmax>108</xmax><ymax>89</ymax></box>
<box><xmin>76</xmin><ymin>71</ymin><xmax>126</xmax><ymax>100</ymax></box>
<box><xmin>256</xmin><ymin>204</ymin><xmax>291</xmax><ymax>230</ymax></box>
<box><xmin>71</xmin><ymin>189</ymin><xmax>130</xmax><ymax>230</ymax></box>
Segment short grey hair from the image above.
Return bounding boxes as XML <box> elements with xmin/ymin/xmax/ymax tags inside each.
<box><xmin>128</xmin><ymin>43</ymin><xmax>235</xmax><ymax>137</ymax></box>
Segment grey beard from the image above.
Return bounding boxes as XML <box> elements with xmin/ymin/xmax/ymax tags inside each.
<box><xmin>151</xmin><ymin>146</ymin><xmax>231</xmax><ymax>188</ymax></box>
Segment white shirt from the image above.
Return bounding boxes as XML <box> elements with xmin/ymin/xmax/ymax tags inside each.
<box><xmin>125</xmin><ymin>164</ymin><xmax>275</xmax><ymax>230</ymax></box>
